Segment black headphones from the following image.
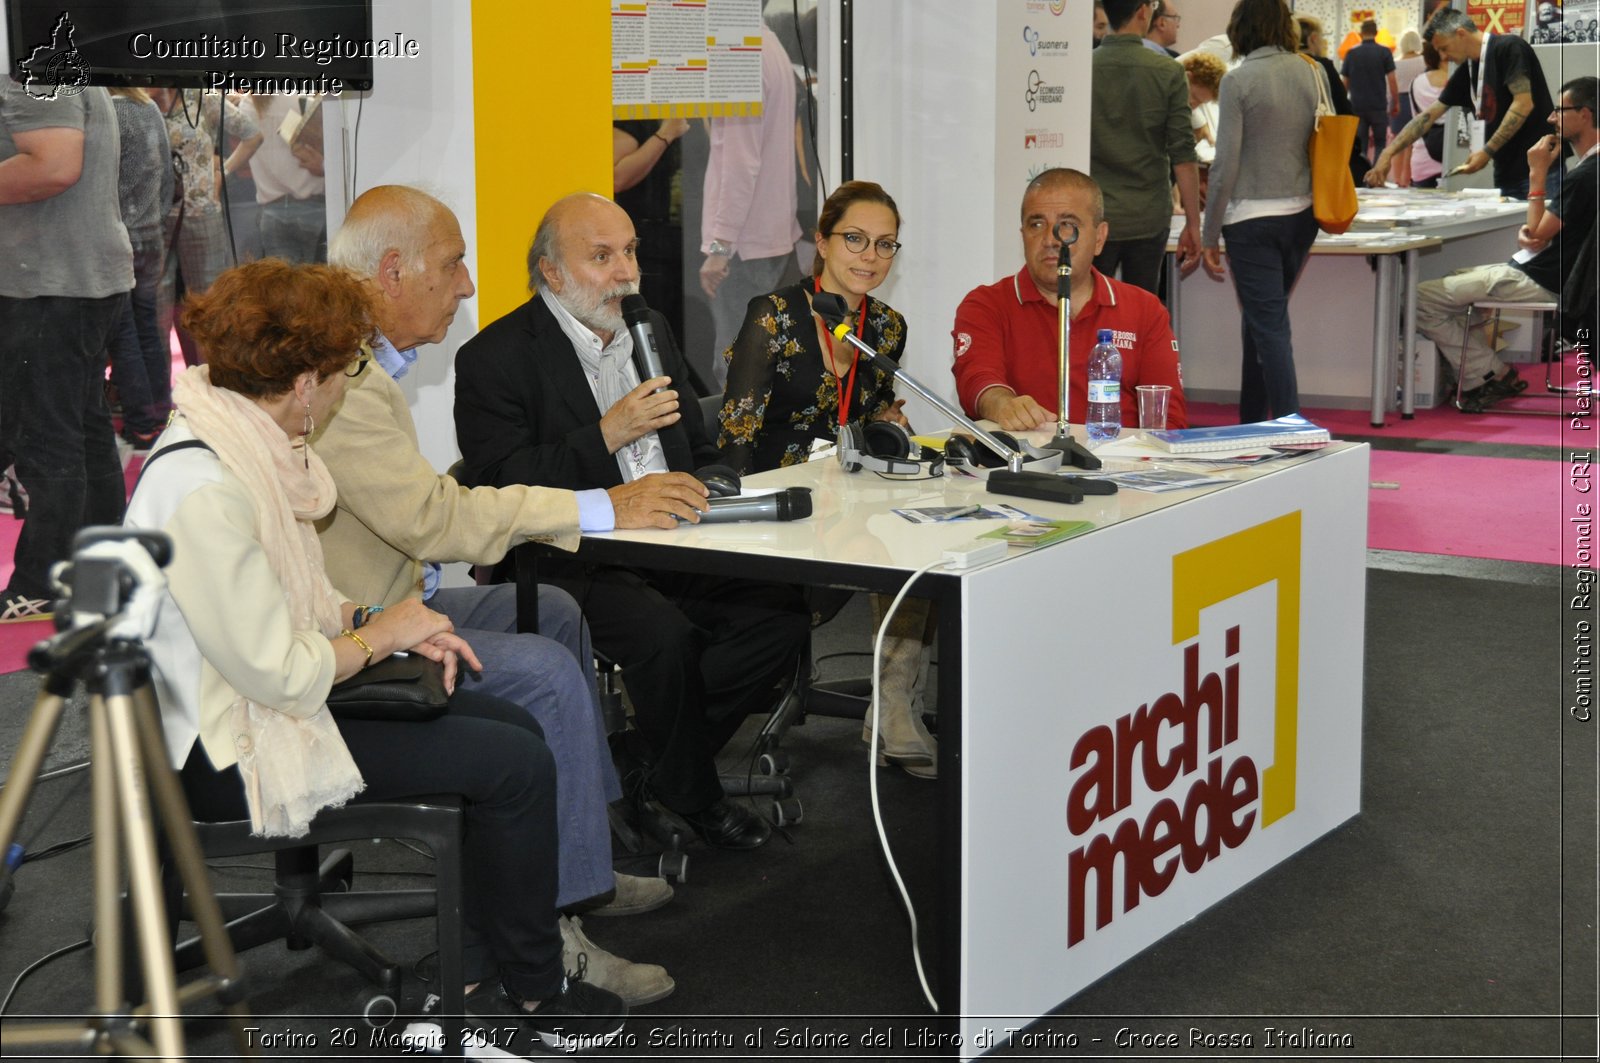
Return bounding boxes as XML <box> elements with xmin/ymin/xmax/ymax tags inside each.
<box><xmin>943</xmin><ymin>431</ymin><xmax>1024</xmax><ymax>469</ymax></box>
<box><xmin>837</xmin><ymin>420</ymin><xmax>944</xmax><ymax>477</ymax></box>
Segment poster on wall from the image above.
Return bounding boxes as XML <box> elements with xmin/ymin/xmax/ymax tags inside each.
<box><xmin>1465</xmin><ymin>0</ymin><xmax>1529</xmax><ymax>35</ymax></box>
<box><xmin>988</xmin><ymin>0</ymin><xmax>1091</xmax><ymax>269</ymax></box>
<box><xmin>611</xmin><ymin>0</ymin><xmax>764</xmax><ymax>117</ymax></box>
<box><xmin>1528</xmin><ymin>0</ymin><xmax>1600</xmax><ymax>41</ymax></box>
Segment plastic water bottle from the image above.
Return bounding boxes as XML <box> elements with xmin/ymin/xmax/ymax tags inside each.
<box><xmin>1086</xmin><ymin>329</ymin><xmax>1123</xmax><ymax>442</ymax></box>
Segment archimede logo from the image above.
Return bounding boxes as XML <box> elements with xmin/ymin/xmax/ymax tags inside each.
<box><xmin>1065</xmin><ymin>513</ymin><xmax>1302</xmax><ymax>946</ymax></box>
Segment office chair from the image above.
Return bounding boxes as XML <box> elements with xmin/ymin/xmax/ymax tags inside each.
<box><xmin>162</xmin><ymin>797</ymin><xmax>468</xmax><ymax>1057</ymax></box>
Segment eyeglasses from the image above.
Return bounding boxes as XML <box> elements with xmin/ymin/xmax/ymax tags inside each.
<box><xmin>344</xmin><ymin>354</ymin><xmax>371</xmax><ymax>378</ymax></box>
<box><xmin>1552</xmin><ymin>105</ymin><xmax>1583</xmax><ymax>113</ymax></box>
<box><xmin>832</xmin><ymin>231</ymin><xmax>902</xmax><ymax>258</ymax></box>
<box><xmin>1160</xmin><ymin>12</ymin><xmax>1181</xmax><ymax>21</ymax></box>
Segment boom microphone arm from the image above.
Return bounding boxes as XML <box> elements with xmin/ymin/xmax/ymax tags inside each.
<box><xmin>811</xmin><ymin>291</ymin><xmax>1059</xmax><ymax>474</ymax></box>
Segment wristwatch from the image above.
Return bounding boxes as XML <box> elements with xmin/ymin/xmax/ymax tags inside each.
<box><xmin>707</xmin><ymin>240</ymin><xmax>733</xmax><ymax>257</ymax></box>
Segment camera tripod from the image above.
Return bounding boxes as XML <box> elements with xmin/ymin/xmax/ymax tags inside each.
<box><xmin>0</xmin><ymin>531</ymin><xmax>254</xmax><ymax>1060</ymax></box>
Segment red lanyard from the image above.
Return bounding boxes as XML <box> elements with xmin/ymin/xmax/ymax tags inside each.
<box><xmin>815</xmin><ymin>278</ymin><xmax>869</xmax><ymax>426</ymax></box>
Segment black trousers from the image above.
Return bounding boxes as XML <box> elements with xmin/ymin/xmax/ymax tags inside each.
<box><xmin>178</xmin><ymin>687</ymin><xmax>563</xmax><ymax>1000</ymax></box>
<box><xmin>543</xmin><ymin>561</ymin><xmax>809</xmax><ymax>813</ymax></box>
<box><xmin>1094</xmin><ymin>232</ymin><xmax>1168</xmax><ymax>297</ymax></box>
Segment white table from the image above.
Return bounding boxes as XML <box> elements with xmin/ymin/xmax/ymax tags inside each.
<box><xmin>1169</xmin><ymin>194</ymin><xmax>1526</xmax><ymax>426</ymax></box>
<box><xmin>574</xmin><ymin>435</ymin><xmax>1371</xmax><ymax>1057</ymax></box>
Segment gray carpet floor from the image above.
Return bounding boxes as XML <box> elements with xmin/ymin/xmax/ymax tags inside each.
<box><xmin>0</xmin><ymin>557</ymin><xmax>1594</xmax><ymax>1061</ymax></box>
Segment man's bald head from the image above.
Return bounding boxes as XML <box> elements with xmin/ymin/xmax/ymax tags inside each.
<box><xmin>330</xmin><ymin>185</ymin><xmax>453</xmax><ymax>278</ymax></box>
<box><xmin>527</xmin><ymin>193</ymin><xmax>640</xmax><ymax>341</ymax></box>
<box><xmin>330</xmin><ymin>185</ymin><xmax>474</xmax><ymax>350</ymax></box>
<box><xmin>527</xmin><ymin>192</ymin><xmax>631</xmax><ymax>292</ymax></box>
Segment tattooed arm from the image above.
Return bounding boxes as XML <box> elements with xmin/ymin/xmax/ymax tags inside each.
<box><xmin>1451</xmin><ymin>75</ymin><xmax>1536</xmax><ymax>177</ymax></box>
<box><xmin>1367</xmin><ymin>101</ymin><xmax>1448</xmax><ymax>186</ymax></box>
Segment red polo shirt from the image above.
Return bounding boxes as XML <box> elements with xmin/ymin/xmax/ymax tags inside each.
<box><xmin>951</xmin><ymin>267</ymin><xmax>1188</xmax><ymax>428</ymax></box>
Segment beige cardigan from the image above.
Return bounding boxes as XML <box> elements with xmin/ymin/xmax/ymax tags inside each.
<box><xmin>311</xmin><ymin>354</ymin><xmax>582</xmax><ymax>607</ymax></box>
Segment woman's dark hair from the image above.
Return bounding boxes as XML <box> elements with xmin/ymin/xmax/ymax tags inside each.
<box><xmin>1422</xmin><ymin>38</ymin><xmax>1443</xmax><ymax>70</ymax></box>
<box><xmin>1227</xmin><ymin>0</ymin><xmax>1298</xmax><ymax>56</ymax></box>
<box><xmin>182</xmin><ymin>260</ymin><xmax>375</xmax><ymax>399</ymax></box>
<box><xmin>812</xmin><ymin>180</ymin><xmax>901</xmax><ymax>277</ymax></box>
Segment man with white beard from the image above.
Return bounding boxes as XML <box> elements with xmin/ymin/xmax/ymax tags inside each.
<box><xmin>454</xmin><ymin>193</ymin><xmax>809</xmax><ymax>853</ymax></box>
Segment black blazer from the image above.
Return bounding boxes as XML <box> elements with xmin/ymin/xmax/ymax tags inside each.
<box><xmin>454</xmin><ymin>294</ymin><xmax>720</xmax><ymax>492</ymax></box>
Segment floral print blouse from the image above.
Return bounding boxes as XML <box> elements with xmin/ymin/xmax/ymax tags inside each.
<box><xmin>716</xmin><ymin>283</ymin><xmax>907</xmax><ymax>475</ymax></box>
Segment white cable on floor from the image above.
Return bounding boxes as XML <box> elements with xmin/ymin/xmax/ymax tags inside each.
<box><xmin>866</xmin><ymin>556</ymin><xmax>950</xmax><ymax>1013</ymax></box>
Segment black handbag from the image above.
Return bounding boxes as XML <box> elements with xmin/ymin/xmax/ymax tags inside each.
<box><xmin>326</xmin><ymin>652</ymin><xmax>449</xmax><ymax>722</ymax></box>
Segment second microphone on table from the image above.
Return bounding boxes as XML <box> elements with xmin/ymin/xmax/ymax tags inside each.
<box><xmin>688</xmin><ymin>487</ymin><xmax>813</xmax><ymax>524</ymax></box>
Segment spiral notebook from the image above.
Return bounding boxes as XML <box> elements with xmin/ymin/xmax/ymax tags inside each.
<box><xmin>1142</xmin><ymin>414</ymin><xmax>1331</xmax><ymax>454</ymax></box>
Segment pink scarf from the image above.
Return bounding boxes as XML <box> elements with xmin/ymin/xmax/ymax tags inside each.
<box><xmin>173</xmin><ymin>367</ymin><xmax>364</xmax><ymax>836</ymax></box>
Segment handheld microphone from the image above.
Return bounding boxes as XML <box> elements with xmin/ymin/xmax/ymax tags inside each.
<box><xmin>621</xmin><ymin>294</ymin><xmax>666</xmax><ymax>390</ymax></box>
<box><xmin>695</xmin><ymin>487</ymin><xmax>814</xmax><ymax>524</ymax></box>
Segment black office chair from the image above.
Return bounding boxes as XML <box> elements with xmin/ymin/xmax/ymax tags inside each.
<box><xmin>165</xmin><ymin>797</ymin><xmax>468</xmax><ymax>1057</ymax></box>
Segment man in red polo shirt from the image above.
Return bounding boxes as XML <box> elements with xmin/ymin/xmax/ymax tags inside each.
<box><xmin>952</xmin><ymin>167</ymin><xmax>1188</xmax><ymax>432</ymax></box>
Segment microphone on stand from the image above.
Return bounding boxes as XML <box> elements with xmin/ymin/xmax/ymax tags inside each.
<box><xmin>621</xmin><ymin>293</ymin><xmax>667</xmax><ymax>389</ymax></box>
<box><xmin>1045</xmin><ymin>220</ymin><xmax>1099</xmax><ymax>470</ymax></box>
<box><xmin>694</xmin><ymin>487</ymin><xmax>814</xmax><ymax>524</ymax></box>
<box><xmin>810</xmin><ymin>291</ymin><xmax>1063</xmax><ymax>476</ymax></box>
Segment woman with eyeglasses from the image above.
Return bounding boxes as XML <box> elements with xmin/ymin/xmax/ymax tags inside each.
<box><xmin>715</xmin><ymin>181</ymin><xmax>937</xmax><ymax>780</ymax></box>
<box><xmin>716</xmin><ymin>180</ymin><xmax>908</xmax><ymax>472</ymax></box>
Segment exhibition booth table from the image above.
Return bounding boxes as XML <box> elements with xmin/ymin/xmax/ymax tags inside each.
<box><xmin>1168</xmin><ymin>191</ymin><xmax>1527</xmax><ymax>426</ymax></box>
<box><xmin>570</xmin><ymin>434</ymin><xmax>1370</xmax><ymax>1057</ymax></box>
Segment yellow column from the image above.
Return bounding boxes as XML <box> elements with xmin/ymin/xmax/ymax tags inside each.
<box><xmin>471</xmin><ymin>1</ymin><xmax>614</xmax><ymax>324</ymax></box>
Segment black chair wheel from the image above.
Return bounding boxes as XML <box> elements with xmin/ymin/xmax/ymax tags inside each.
<box><xmin>659</xmin><ymin>851</ymin><xmax>689</xmax><ymax>883</ymax></box>
<box><xmin>772</xmin><ymin>796</ymin><xmax>803</xmax><ymax>827</ymax></box>
<box><xmin>757</xmin><ymin>750</ymin><xmax>791</xmax><ymax>776</ymax></box>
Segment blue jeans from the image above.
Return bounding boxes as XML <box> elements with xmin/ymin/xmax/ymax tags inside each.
<box><xmin>1222</xmin><ymin>208</ymin><xmax>1319</xmax><ymax>423</ymax></box>
<box><xmin>429</xmin><ymin>583</ymin><xmax>621</xmax><ymax>910</ymax></box>
<box><xmin>1499</xmin><ymin>164</ymin><xmax>1562</xmax><ymax>202</ymax></box>
<box><xmin>259</xmin><ymin>195</ymin><xmax>327</xmax><ymax>264</ymax></box>
<box><xmin>1354</xmin><ymin>110</ymin><xmax>1388</xmax><ymax>162</ymax></box>
<box><xmin>107</xmin><ymin>240</ymin><xmax>171</xmax><ymax>436</ymax></box>
<box><xmin>0</xmin><ymin>294</ymin><xmax>128</xmax><ymax>600</ymax></box>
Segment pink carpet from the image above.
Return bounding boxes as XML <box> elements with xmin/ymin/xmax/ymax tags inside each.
<box><xmin>1366</xmin><ymin>450</ymin><xmax>1569</xmax><ymax>566</ymax></box>
<box><xmin>1190</xmin><ymin>351</ymin><xmax>1592</xmax><ymax>444</ymax></box>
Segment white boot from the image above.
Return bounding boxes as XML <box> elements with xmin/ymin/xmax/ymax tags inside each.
<box><xmin>862</xmin><ymin>597</ymin><xmax>937</xmax><ymax>779</ymax></box>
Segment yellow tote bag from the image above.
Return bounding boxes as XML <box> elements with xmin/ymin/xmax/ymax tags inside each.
<box><xmin>1300</xmin><ymin>54</ymin><xmax>1359</xmax><ymax>235</ymax></box>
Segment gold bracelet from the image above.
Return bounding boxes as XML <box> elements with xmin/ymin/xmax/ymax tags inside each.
<box><xmin>340</xmin><ymin>628</ymin><xmax>374</xmax><ymax>668</ymax></box>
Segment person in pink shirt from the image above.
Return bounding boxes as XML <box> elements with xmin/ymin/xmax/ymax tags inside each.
<box><xmin>699</xmin><ymin>28</ymin><xmax>803</xmax><ymax>386</ymax></box>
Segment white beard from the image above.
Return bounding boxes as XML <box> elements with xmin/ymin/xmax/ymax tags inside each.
<box><xmin>552</xmin><ymin>268</ymin><xmax>638</xmax><ymax>338</ymax></box>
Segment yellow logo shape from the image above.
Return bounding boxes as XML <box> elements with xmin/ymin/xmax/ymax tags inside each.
<box><xmin>1171</xmin><ymin>513</ymin><xmax>1301</xmax><ymax>826</ymax></box>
